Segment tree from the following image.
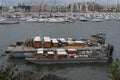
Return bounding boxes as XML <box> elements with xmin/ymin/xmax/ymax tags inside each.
<box><xmin>109</xmin><ymin>58</ymin><xmax>120</xmax><ymax>80</ymax></box>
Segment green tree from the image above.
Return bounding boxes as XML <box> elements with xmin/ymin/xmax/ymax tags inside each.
<box><xmin>109</xmin><ymin>58</ymin><xmax>120</xmax><ymax>80</ymax></box>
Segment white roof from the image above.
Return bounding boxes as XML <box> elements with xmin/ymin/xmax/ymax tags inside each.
<box><xmin>57</xmin><ymin>51</ymin><xmax>67</xmax><ymax>55</ymax></box>
<box><xmin>44</xmin><ymin>39</ymin><xmax>51</xmax><ymax>42</ymax></box>
<box><xmin>44</xmin><ymin>37</ymin><xmax>51</xmax><ymax>42</ymax></box>
<box><xmin>68</xmin><ymin>49</ymin><xmax>77</xmax><ymax>51</ymax></box>
<box><xmin>34</xmin><ymin>36</ymin><xmax>41</xmax><ymax>41</ymax></box>
<box><xmin>75</xmin><ymin>41</ymin><xmax>84</xmax><ymax>43</ymax></box>
<box><xmin>47</xmin><ymin>51</ymin><xmax>54</xmax><ymax>54</ymax></box>
<box><xmin>67</xmin><ymin>41</ymin><xmax>75</xmax><ymax>44</ymax></box>
<box><xmin>56</xmin><ymin>49</ymin><xmax>65</xmax><ymax>52</ymax></box>
<box><xmin>56</xmin><ymin>49</ymin><xmax>67</xmax><ymax>55</ymax></box>
<box><xmin>52</xmin><ymin>38</ymin><xmax>58</xmax><ymax>43</ymax></box>
<box><xmin>59</xmin><ymin>38</ymin><xmax>66</xmax><ymax>42</ymax></box>
<box><xmin>37</xmin><ymin>48</ymin><xmax>43</xmax><ymax>54</ymax></box>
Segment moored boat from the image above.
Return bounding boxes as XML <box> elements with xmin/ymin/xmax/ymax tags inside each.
<box><xmin>6</xmin><ymin>32</ymin><xmax>113</xmax><ymax>64</ymax></box>
<box><xmin>0</xmin><ymin>17</ymin><xmax>19</xmax><ymax>24</ymax></box>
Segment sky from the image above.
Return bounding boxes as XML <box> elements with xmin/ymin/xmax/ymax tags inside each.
<box><xmin>0</xmin><ymin>0</ymin><xmax>119</xmax><ymax>6</ymax></box>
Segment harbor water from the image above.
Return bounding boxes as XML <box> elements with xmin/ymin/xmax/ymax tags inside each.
<box><xmin>0</xmin><ymin>21</ymin><xmax>120</xmax><ymax>80</ymax></box>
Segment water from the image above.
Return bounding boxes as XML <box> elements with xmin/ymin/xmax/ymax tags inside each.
<box><xmin>0</xmin><ymin>21</ymin><xmax>120</xmax><ymax>80</ymax></box>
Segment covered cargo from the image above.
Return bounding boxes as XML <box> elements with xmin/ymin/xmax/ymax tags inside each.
<box><xmin>33</xmin><ymin>36</ymin><xmax>41</xmax><ymax>48</ymax></box>
<box><xmin>37</xmin><ymin>48</ymin><xmax>44</xmax><ymax>59</ymax></box>
<box><xmin>51</xmin><ymin>38</ymin><xmax>58</xmax><ymax>47</ymax></box>
<box><xmin>44</xmin><ymin>37</ymin><xmax>51</xmax><ymax>48</ymax></box>
<box><xmin>67</xmin><ymin>49</ymin><xmax>77</xmax><ymax>54</ymax></box>
<box><xmin>59</xmin><ymin>38</ymin><xmax>67</xmax><ymax>47</ymax></box>
<box><xmin>74</xmin><ymin>41</ymin><xmax>85</xmax><ymax>47</ymax></box>
<box><xmin>68</xmin><ymin>54</ymin><xmax>77</xmax><ymax>58</ymax></box>
<box><xmin>67</xmin><ymin>41</ymin><xmax>75</xmax><ymax>47</ymax></box>
<box><xmin>47</xmin><ymin>51</ymin><xmax>55</xmax><ymax>59</ymax></box>
<box><xmin>56</xmin><ymin>49</ymin><xmax>68</xmax><ymax>59</ymax></box>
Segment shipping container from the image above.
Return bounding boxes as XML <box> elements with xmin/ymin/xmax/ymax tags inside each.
<box><xmin>67</xmin><ymin>49</ymin><xmax>77</xmax><ymax>54</ymax></box>
<box><xmin>47</xmin><ymin>51</ymin><xmax>55</xmax><ymax>59</ymax></box>
<box><xmin>52</xmin><ymin>38</ymin><xmax>58</xmax><ymax>47</ymax></box>
<box><xmin>67</xmin><ymin>41</ymin><xmax>75</xmax><ymax>47</ymax></box>
<box><xmin>37</xmin><ymin>48</ymin><xmax>44</xmax><ymax>59</ymax></box>
<box><xmin>75</xmin><ymin>41</ymin><xmax>85</xmax><ymax>47</ymax></box>
<box><xmin>56</xmin><ymin>49</ymin><xmax>68</xmax><ymax>59</ymax></box>
<box><xmin>33</xmin><ymin>36</ymin><xmax>41</xmax><ymax>48</ymax></box>
<box><xmin>43</xmin><ymin>37</ymin><xmax>51</xmax><ymax>48</ymax></box>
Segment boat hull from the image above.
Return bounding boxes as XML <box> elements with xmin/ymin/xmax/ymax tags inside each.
<box><xmin>9</xmin><ymin>53</ymin><xmax>25</xmax><ymax>58</ymax></box>
<box><xmin>26</xmin><ymin>57</ymin><xmax>109</xmax><ymax>64</ymax></box>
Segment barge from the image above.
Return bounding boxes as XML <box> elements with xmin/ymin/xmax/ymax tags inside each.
<box><xmin>6</xmin><ymin>32</ymin><xmax>113</xmax><ymax>64</ymax></box>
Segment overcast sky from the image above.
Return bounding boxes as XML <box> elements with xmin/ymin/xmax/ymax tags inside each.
<box><xmin>0</xmin><ymin>0</ymin><xmax>119</xmax><ymax>6</ymax></box>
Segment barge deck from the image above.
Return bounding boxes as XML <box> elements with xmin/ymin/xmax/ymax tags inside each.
<box><xmin>6</xmin><ymin>46</ymin><xmax>103</xmax><ymax>53</ymax></box>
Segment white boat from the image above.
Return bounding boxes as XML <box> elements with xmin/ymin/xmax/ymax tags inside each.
<box><xmin>20</xmin><ymin>17</ymin><xmax>26</xmax><ymax>21</ymax></box>
<box><xmin>47</xmin><ymin>17</ymin><xmax>60</xmax><ymax>23</ymax></box>
<box><xmin>26</xmin><ymin>17</ymin><xmax>38</xmax><ymax>22</ymax></box>
<box><xmin>0</xmin><ymin>17</ymin><xmax>19</xmax><ymax>24</ymax></box>
<box><xmin>57</xmin><ymin>18</ymin><xmax>65</xmax><ymax>22</ymax></box>
<box><xmin>91</xmin><ymin>18</ymin><xmax>103</xmax><ymax>22</ymax></box>
<box><xmin>79</xmin><ymin>17</ymin><xmax>89</xmax><ymax>21</ymax></box>
<box><xmin>104</xmin><ymin>15</ymin><xmax>113</xmax><ymax>21</ymax></box>
<box><xmin>38</xmin><ymin>18</ymin><xmax>48</xmax><ymax>23</ymax></box>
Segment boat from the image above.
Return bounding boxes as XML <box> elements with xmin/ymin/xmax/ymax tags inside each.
<box><xmin>91</xmin><ymin>18</ymin><xmax>103</xmax><ymax>22</ymax></box>
<box><xmin>25</xmin><ymin>57</ymin><xmax>109</xmax><ymax>64</ymax></box>
<box><xmin>38</xmin><ymin>18</ymin><xmax>48</xmax><ymax>23</ymax></box>
<box><xmin>20</xmin><ymin>17</ymin><xmax>26</xmax><ymax>21</ymax></box>
<box><xmin>47</xmin><ymin>17</ymin><xmax>60</xmax><ymax>23</ymax></box>
<box><xmin>0</xmin><ymin>17</ymin><xmax>19</xmax><ymax>24</ymax></box>
<box><xmin>79</xmin><ymin>16</ymin><xmax>89</xmax><ymax>21</ymax></box>
<box><xmin>26</xmin><ymin>17</ymin><xmax>38</xmax><ymax>22</ymax></box>
<box><xmin>6</xmin><ymin>32</ymin><xmax>113</xmax><ymax>64</ymax></box>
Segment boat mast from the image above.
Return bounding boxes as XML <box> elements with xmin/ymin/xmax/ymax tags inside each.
<box><xmin>1</xmin><ymin>0</ymin><xmax>3</xmax><ymax>16</ymax></box>
<box><xmin>106</xmin><ymin>0</ymin><xmax>108</xmax><ymax>12</ymax></box>
<box><xmin>116</xmin><ymin>0</ymin><xmax>118</xmax><ymax>12</ymax></box>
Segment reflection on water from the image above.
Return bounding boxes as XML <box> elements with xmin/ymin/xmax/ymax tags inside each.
<box><xmin>7</xmin><ymin>57</ymin><xmax>111</xmax><ymax>80</ymax></box>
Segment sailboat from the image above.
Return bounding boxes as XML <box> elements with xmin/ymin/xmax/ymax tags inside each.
<box><xmin>91</xmin><ymin>0</ymin><xmax>104</xmax><ymax>22</ymax></box>
<box><xmin>0</xmin><ymin>0</ymin><xmax>20</xmax><ymax>24</ymax></box>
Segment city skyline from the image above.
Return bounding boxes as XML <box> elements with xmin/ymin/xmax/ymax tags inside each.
<box><xmin>0</xmin><ymin>0</ymin><xmax>120</xmax><ymax>6</ymax></box>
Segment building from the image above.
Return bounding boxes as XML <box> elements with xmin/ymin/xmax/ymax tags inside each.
<box><xmin>69</xmin><ymin>2</ymin><xmax>102</xmax><ymax>12</ymax></box>
<box><xmin>31</xmin><ymin>3</ymin><xmax>48</xmax><ymax>12</ymax></box>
